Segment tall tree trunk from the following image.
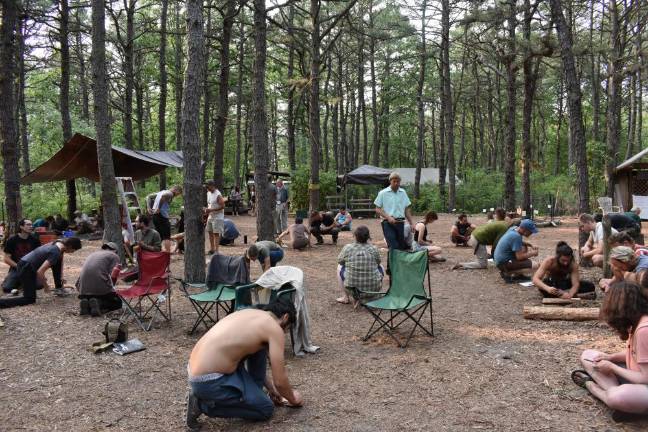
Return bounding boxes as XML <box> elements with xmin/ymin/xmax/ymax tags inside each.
<box><xmin>369</xmin><ymin>1</ymin><xmax>379</xmax><ymax>166</ymax></box>
<box><xmin>503</xmin><ymin>2</ymin><xmax>517</xmax><ymax>211</ymax></box>
<box><xmin>322</xmin><ymin>55</ymin><xmax>332</xmax><ymax>171</ymax></box>
<box><xmin>442</xmin><ymin>0</ymin><xmax>455</xmax><ymax>210</ymax></box>
<box><xmin>234</xmin><ymin>18</ymin><xmax>245</xmax><ymax>187</ymax></box>
<box><xmin>604</xmin><ymin>0</ymin><xmax>622</xmax><ymax>198</ymax></box>
<box><xmin>589</xmin><ymin>0</ymin><xmax>601</xmax><ymax>142</ymax></box>
<box><xmin>308</xmin><ymin>0</ymin><xmax>321</xmax><ymax>211</ymax></box>
<box><xmin>338</xmin><ymin>51</ymin><xmax>347</xmax><ymax>174</ymax></box>
<box><xmin>75</xmin><ymin>8</ymin><xmax>90</xmax><ymax>120</ymax></box>
<box><xmin>182</xmin><ymin>0</ymin><xmax>206</xmax><ymax>282</ymax></box>
<box><xmin>414</xmin><ymin>0</ymin><xmax>427</xmax><ymax>199</ymax></box>
<box><xmin>202</xmin><ymin>6</ymin><xmax>211</xmax><ymax>169</ymax></box>
<box><xmin>213</xmin><ymin>0</ymin><xmax>237</xmax><ymax>190</ymax></box>
<box><xmin>173</xmin><ymin>0</ymin><xmax>183</xmax><ymax>151</ymax></box>
<box><xmin>550</xmin><ymin>0</ymin><xmax>590</xmax><ymax>213</ymax></box>
<box><xmin>382</xmin><ymin>55</ymin><xmax>390</xmax><ymax>164</ymax></box>
<box><xmin>17</xmin><ymin>15</ymin><xmax>29</xmax><ymax>175</ymax></box>
<box><xmin>1</xmin><ymin>0</ymin><xmax>21</xmax><ymax>231</ymax></box>
<box><xmin>158</xmin><ymin>0</ymin><xmax>169</xmax><ymax>190</ymax></box>
<box><xmin>554</xmin><ymin>76</ymin><xmax>564</xmax><ymax>175</ymax></box>
<box><xmin>123</xmin><ymin>0</ymin><xmax>135</xmax><ymax>149</ymax></box>
<box><xmin>332</xmin><ymin>53</ymin><xmax>340</xmax><ymax>174</ymax></box>
<box><xmin>92</xmin><ymin>0</ymin><xmax>122</xmax><ymax>251</ymax></box>
<box><xmin>60</xmin><ymin>0</ymin><xmax>77</xmax><ymax>222</ymax></box>
<box><xmin>251</xmin><ymin>0</ymin><xmax>273</xmax><ymax>239</ymax></box>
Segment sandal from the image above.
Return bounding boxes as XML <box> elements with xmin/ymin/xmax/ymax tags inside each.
<box><xmin>571</xmin><ymin>369</ymin><xmax>593</xmax><ymax>389</ymax></box>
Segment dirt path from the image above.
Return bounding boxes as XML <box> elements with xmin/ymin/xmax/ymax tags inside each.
<box><xmin>0</xmin><ymin>214</ymin><xmax>646</xmax><ymax>431</ymax></box>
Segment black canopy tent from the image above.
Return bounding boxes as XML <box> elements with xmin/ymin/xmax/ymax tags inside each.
<box><xmin>337</xmin><ymin>164</ymin><xmax>392</xmax><ymax>187</ymax></box>
<box><xmin>21</xmin><ymin>133</ymin><xmax>184</xmax><ymax>184</ymax></box>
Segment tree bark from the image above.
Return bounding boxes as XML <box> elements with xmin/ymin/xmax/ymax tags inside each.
<box><xmin>234</xmin><ymin>18</ymin><xmax>245</xmax><ymax>187</ymax></box>
<box><xmin>173</xmin><ymin>0</ymin><xmax>183</xmax><ymax>151</ymax></box>
<box><xmin>92</xmin><ymin>0</ymin><xmax>123</xmax><ymax>252</ymax></box>
<box><xmin>549</xmin><ymin>0</ymin><xmax>590</xmax><ymax>213</ymax></box>
<box><xmin>308</xmin><ymin>0</ymin><xmax>321</xmax><ymax>211</ymax></box>
<box><xmin>123</xmin><ymin>0</ymin><xmax>136</xmax><ymax>150</ymax></box>
<box><xmin>604</xmin><ymin>0</ymin><xmax>622</xmax><ymax>198</ymax></box>
<box><xmin>17</xmin><ymin>14</ymin><xmax>29</xmax><ymax>175</ymax></box>
<box><xmin>213</xmin><ymin>0</ymin><xmax>237</xmax><ymax>190</ymax></box>
<box><xmin>503</xmin><ymin>2</ymin><xmax>517</xmax><ymax>211</ymax></box>
<box><xmin>182</xmin><ymin>0</ymin><xmax>206</xmax><ymax>282</ymax></box>
<box><xmin>158</xmin><ymin>0</ymin><xmax>169</xmax><ymax>190</ymax></box>
<box><xmin>442</xmin><ymin>0</ymin><xmax>455</xmax><ymax>210</ymax></box>
<box><xmin>1</xmin><ymin>0</ymin><xmax>21</xmax><ymax>231</ymax></box>
<box><xmin>60</xmin><ymin>0</ymin><xmax>78</xmax><ymax>222</ymax></box>
<box><xmin>369</xmin><ymin>1</ymin><xmax>379</xmax><ymax>166</ymax></box>
<box><xmin>251</xmin><ymin>0</ymin><xmax>273</xmax><ymax>239</ymax></box>
<box><xmin>414</xmin><ymin>0</ymin><xmax>427</xmax><ymax>200</ymax></box>
<box><xmin>74</xmin><ymin>8</ymin><xmax>90</xmax><ymax>120</ymax></box>
<box><xmin>202</xmin><ymin>6</ymin><xmax>211</xmax><ymax>168</ymax></box>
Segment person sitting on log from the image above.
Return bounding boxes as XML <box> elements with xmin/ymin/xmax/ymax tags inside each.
<box><xmin>572</xmin><ymin>281</ymin><xmax>648</xmax><ymax>422</ymax></box>
<box><xmin>580</xmin><ymin>213</ymin><xmax>618</xmax><ymax>268</ymax></box>
<box><xmin>450</xmin><ymin>213</ymin><xmax>476</xmax><ymax>247</ymax></box>
<box><xmin>532</xmin><ymin>241</ymin><xmax>596</xmax><ymax>300</ymax></box>
<box><xmin>599</xmin><ymin>246</ymin><xmax>648</xmax><ymax>292</ymax></box>
<box><xmin>493</xmin><ymin>219</ymin><xmax>539</xmax><ymax>282</ymax></box>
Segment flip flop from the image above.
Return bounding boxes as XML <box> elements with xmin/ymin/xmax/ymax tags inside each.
<box><xmin>571</xmin><ymin>369</ymin><xmax>593</xmax><ymax>389</ymax></box>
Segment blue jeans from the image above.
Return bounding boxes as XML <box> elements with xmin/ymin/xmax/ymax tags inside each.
<box><xmin>189</xmin><ymin>349</ymin><xmax>274</xmax><ymax>421</ymax></box>
<box><xmin>259</xmin><ymin>249</ymin><xmax>284</xmax><ymax>267</ymax></box>
<box><xmin>381</xmin><ymin>220</ymin><xmax>408</xmax><ymax>250</ymax></box>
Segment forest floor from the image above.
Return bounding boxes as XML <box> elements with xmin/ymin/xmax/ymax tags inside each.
<box><xmin>1</xmin><ymin>214</ymin><xmax>647</xmax><ymax>431</ymax></box>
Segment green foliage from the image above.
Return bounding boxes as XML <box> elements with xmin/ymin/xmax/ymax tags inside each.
<box><xmin>289</xmin><ymin>168</ymin><xmax>338</xmax><ymax>211</ymax></box>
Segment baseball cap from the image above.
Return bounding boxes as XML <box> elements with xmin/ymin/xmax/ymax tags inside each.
<box><xmin>519</xmin><ymin>219</ymin><xmax>538</xmax><ymax>234</ymax></box>
<box><xmin>101</xmin><ymin>241</ymin><xmax>118</xmax><ymax>251</ymax></box>
<box><xmin>610</xmin><ymin>246</ymin><xmax>635</xmax><ymax>262</ymax></box>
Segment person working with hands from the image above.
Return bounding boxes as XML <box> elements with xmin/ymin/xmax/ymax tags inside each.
<box><xmin>532</xmin><ymin>241</ymin><xmax>596</xmax><ymax>299</ymax></box>
<box><xmin>572</xmin><ymin>281</ymin><xmax>648</xmax><ymax>421</ymax></box>
<box><xmin>204</xmin><ymin>180</ymin><xmax>226</xmax><ymax>255</ymax></box>
<box><xmin>374</xmin><ymin>172</ymin><xmax>415</xmax><ymax>250</ymax></box>
<box><xmin>185</xmin><ymin>297</ymin><xmax>302</xmax><ymax>429</ymax></box>
<box><xmin>598</xmin><ymin>246</ymin><xmax>648</xmax><ymax>292</ymax></box>
<box><xmin>133</xmin><ymin>215</ymin><xmax>162</xmax><ymax>253</ymax></box>
<box><xmin>493</xmin><ymin>219</ymin><xmax>540</xmax><ymax>282</ymax></box>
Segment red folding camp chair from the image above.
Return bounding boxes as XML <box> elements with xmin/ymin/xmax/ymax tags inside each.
<box><xmin>116</xmin><ymin>251</ymin><xmax>172</xmax><ymax>331</ymax></box>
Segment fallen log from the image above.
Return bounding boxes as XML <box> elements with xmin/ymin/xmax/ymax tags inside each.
<box><xmin>523</xmin><ymin>306</ymin><xmax>599</xmax><ymax>321</ymax></box>
<box><xmin>541</xmin><ymin>298</ymin><xmax>582</xmax><ymax>305</ymax></box>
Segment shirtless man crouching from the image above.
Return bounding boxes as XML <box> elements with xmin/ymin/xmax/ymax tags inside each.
<box><xmin>185</xmin><ymin>297</ymin><xmax>303</xmax><ymax>429</ymax></box>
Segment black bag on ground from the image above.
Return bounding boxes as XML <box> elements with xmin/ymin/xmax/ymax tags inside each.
<box><xmin>103</xmin><ymin>319</ymin><xmax>128</xmax><ymax>343</ymax></box>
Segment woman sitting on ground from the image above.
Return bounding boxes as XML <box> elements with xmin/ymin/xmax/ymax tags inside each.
<box><xmin>572</xmin><ymin>281</ymin><xmax>648</xmax><ymax>420</ymax></box>
<box><xmin>532</xmin><ymin>241</ymin><xmax>596</xmax><ymax>299</ymax></box>
<box><xmin>413</xmin><ymin>211</ymin><xmax>445</xmax><ymax>262</ymax></box>
<box><xmin>450</xmin><ymin>213</ymin><xmax>476</xmax><ymax>247</ymax></box>
<box><xmin>277</xmin><ymin>217</ymin><xmax>311</xmax><ymax>250</ymax></box>
<box><xmin>336</xmin><ymin>225</ymin><xmax>384</xmax><ymax>306</ymax></box>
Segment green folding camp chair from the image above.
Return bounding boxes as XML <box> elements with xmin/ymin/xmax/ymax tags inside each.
<box><xmin>358</xmin><ymin>249</ymin><xmax>433</xmax><ymax>348</ymax></box>
<box><xmin>175</xmin><ymin>279</ymin><xmax>238</xmax><ymax>334</ymax></box>
<box><xmin>235</xmin><ymin>282</ymin><xmax>297</xmax><ymax>354</ymax></box>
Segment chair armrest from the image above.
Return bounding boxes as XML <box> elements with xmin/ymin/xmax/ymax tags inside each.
<box><xmin>403</xmin><ymin>294</ymin><xmax>431</xmax><ymax>310</ymax></box>
<box><xmin>235</xmin><ymin>283</ymin><xmax>257</xmax><ymax>310</ymax></box>
<box><xmin>172</xmin><ymin>277</ymin><xmax>207</xmax><ymax>296</ymax></box>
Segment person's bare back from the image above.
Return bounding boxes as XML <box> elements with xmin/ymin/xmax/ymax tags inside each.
<box><xmin>189</xmin><ymin>309</ymin><xmax>281</xmax><ymax>376</ymax></box>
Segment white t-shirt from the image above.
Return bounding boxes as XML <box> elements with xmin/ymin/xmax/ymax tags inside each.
<box><xmin>207</xmin><ymin>190</ymin><xmax>224</xmax><ymax>220</ymax></box>
<box><xmin>593</xmin><ymin>222</ymin><xmax>618</xmax><ymax>245</ymax></box>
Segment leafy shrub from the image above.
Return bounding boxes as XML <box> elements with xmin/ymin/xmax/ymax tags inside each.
<box><xmin>289</xmin><ymin>168</ymin><xmax>338</xmax><ymax>211</ymax></box>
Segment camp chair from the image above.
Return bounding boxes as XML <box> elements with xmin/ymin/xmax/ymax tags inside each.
<box><xmin>597</xmin><ymin>197</ymin><xmax>621</xmax><ymax>215</ymax></box>
<box><xmin>358</xmin><ymin>249</ymin><xmax>433</xmax><ymax>348</ymax></box>
<box><xmin>174</xmin><ymin>279</ymin><xmax>238</xmax><ymax>334</ymax></box>
<box><xmin>116</xmin><ymin>251</ymin><xmax>171</xmax><ymax>331</ymax></box>
<box><xmin>235</xmin><ymin>282</ymin><xmax>297</xmax><ymax>354</ymax></box>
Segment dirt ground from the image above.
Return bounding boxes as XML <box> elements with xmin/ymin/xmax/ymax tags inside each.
<box><xmin>1</xmin><ymin>213</ymin><xmax>647</xmax><ymax>431</ymax></box>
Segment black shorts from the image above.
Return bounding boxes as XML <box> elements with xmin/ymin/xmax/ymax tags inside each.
<box><xmin>153</xmin><ymin>214</ymin><xmax>171</xmax><ymax>240</ymax></box>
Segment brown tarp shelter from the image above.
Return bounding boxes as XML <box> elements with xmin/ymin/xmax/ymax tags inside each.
<box><xmin>21</xmin><ymin>133</ymin><xmax>184</xmax><ymax>184</ymax></box>
<box><xmin>614</xmin><ymin>148</ymin><xmax>648</xmax><ymax>219</ymax></box>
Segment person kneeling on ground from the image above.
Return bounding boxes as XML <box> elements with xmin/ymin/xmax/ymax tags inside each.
<box><xmin>599</xmin><ymin>246</ymin><xmax>648</xmax><ymax>292</ymax></box>
<box><xmin>219</xmin><ymin>219</ymin><xmax>240</xmax><ymax>246</ymax></box>
<box><xmin>277</xmin><ymin>217</ymin><xmax>310</xmax><ymax>250</ymax></box>
<box><xmin>532</xmin><ymin>241</ymin><xmax>596</xmax><ymax>299</ymax></box>
<box><xmin>572</xmin><ymin>281</ymin><xmax>648</xmax><ymax>422</ymax></box>
<box><xmin>309</xmin><ymin>211</ymin><xmax>339</xmax><ymax>245</ymax></box>
<box><xmin>413</xmin><ymin>211</ymin><xmax>445</xmax><ymax>262</ymax></box>
<box><xmin>2</xmin><ymin>218</ymin><xmax>42</xmax><ymax>294</ymax></box>
<box><xmin>334</xmin><ymin>206</ymin><xmax>353</xmax><ymax>231</ymax></box>
<box><xmin>336</xmin><ymin>225</ymin><xmax>384</xmax><ymax>306</ymax></box>
<box><xmin>451</xmin><ymin>213</ymin><xmax>476</xmax><ymax>247</ymax></box>
<box><xmin>494</xmin><ymin>219</ymin><xmax>539</xmax><ymax>282</ymax></box>
<box><xmin>0</xmin><ymin>237</ymin><xmax>82</xmax><ymax>308</ymax></box>
<box><xmin>579</xmin><ymin>213</ymin><xmax>618</xmax><ymax>268</ymax></box>
<box><xmin>255</xmin><ymin>240</ymin><xmax>284</xmax><ymax>271</ymax></box>
<box><xmin>185</xmin><ymin>297</ymin><xmax>302</xmax><ymax>429</ymax></box>
<box><xmin>453</xmin><ymin>220</ymin><xmax>510</xmax><ymax>270</ymax></box>
<box><xmin>78</xmin><ymin>242</ymin><xmax>123</xmax><ymax>317</ymax></box>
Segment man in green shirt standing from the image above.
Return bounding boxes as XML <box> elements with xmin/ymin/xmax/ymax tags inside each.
<box><xmin>452</xmin><ymin>221</ymin><xmax>510</xmax><ymax>270</ymax></box>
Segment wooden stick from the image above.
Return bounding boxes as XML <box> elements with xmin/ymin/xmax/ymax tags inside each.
<box><xmin>523</xmin><ymin>306</ymin><xmax>599</xmax><ymax>321</ymax></box>
<box><xmin>541</xmin><ymin>297</ymin><xmax>582</xmax><ymax>305</ymax></box>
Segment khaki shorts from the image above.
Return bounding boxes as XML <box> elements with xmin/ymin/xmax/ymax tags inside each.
<box><xmin>206</xmin><ymin>218</ymin><xmax>224</xmax><ymax>235</ymax></box>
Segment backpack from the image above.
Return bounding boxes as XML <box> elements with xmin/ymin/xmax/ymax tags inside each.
<box><xmin>103</xmin><ymin>319</ymin><xmax>128</xmax><ymax>343</ymax></box>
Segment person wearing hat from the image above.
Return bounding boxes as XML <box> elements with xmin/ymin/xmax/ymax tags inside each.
<box><xmin>204</xmin><ymin>180</ymin><xmax>226</xmax><ymax>255</ymax></box>
<box><xmin>374</xmin><ymin>172</ymin><xmax>415</xmax><ymax>251</ymax></box>
<box><xmin>493</xmin><ymin>219</ymin><xmax>540</xmax><ymax>282</ymax></box>
<box><xmin>77</xmin><ymin>242</ymin><xmax>123</xmax><ymax>316</ymax></box>
<box><xmin>599</xmin><ymin>246</ymin><xmax>648</xmax><ymax>292</ymax></box>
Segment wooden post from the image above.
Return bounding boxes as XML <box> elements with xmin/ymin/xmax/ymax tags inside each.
<box><xmin>523</xmin><ymin>306</ymin><xmax>599</xmax><ymax>321</ymax></box>
<box><xmin>603</xmin><ymin>214</ymin><xmax>612</xmax><ymax>278</ymax></box>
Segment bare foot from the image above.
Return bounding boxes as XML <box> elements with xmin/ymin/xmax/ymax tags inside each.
<box><xmin>336</xmin><ymin>296</ymin><xmax>350</xmax><ymax>304</ymax></box>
